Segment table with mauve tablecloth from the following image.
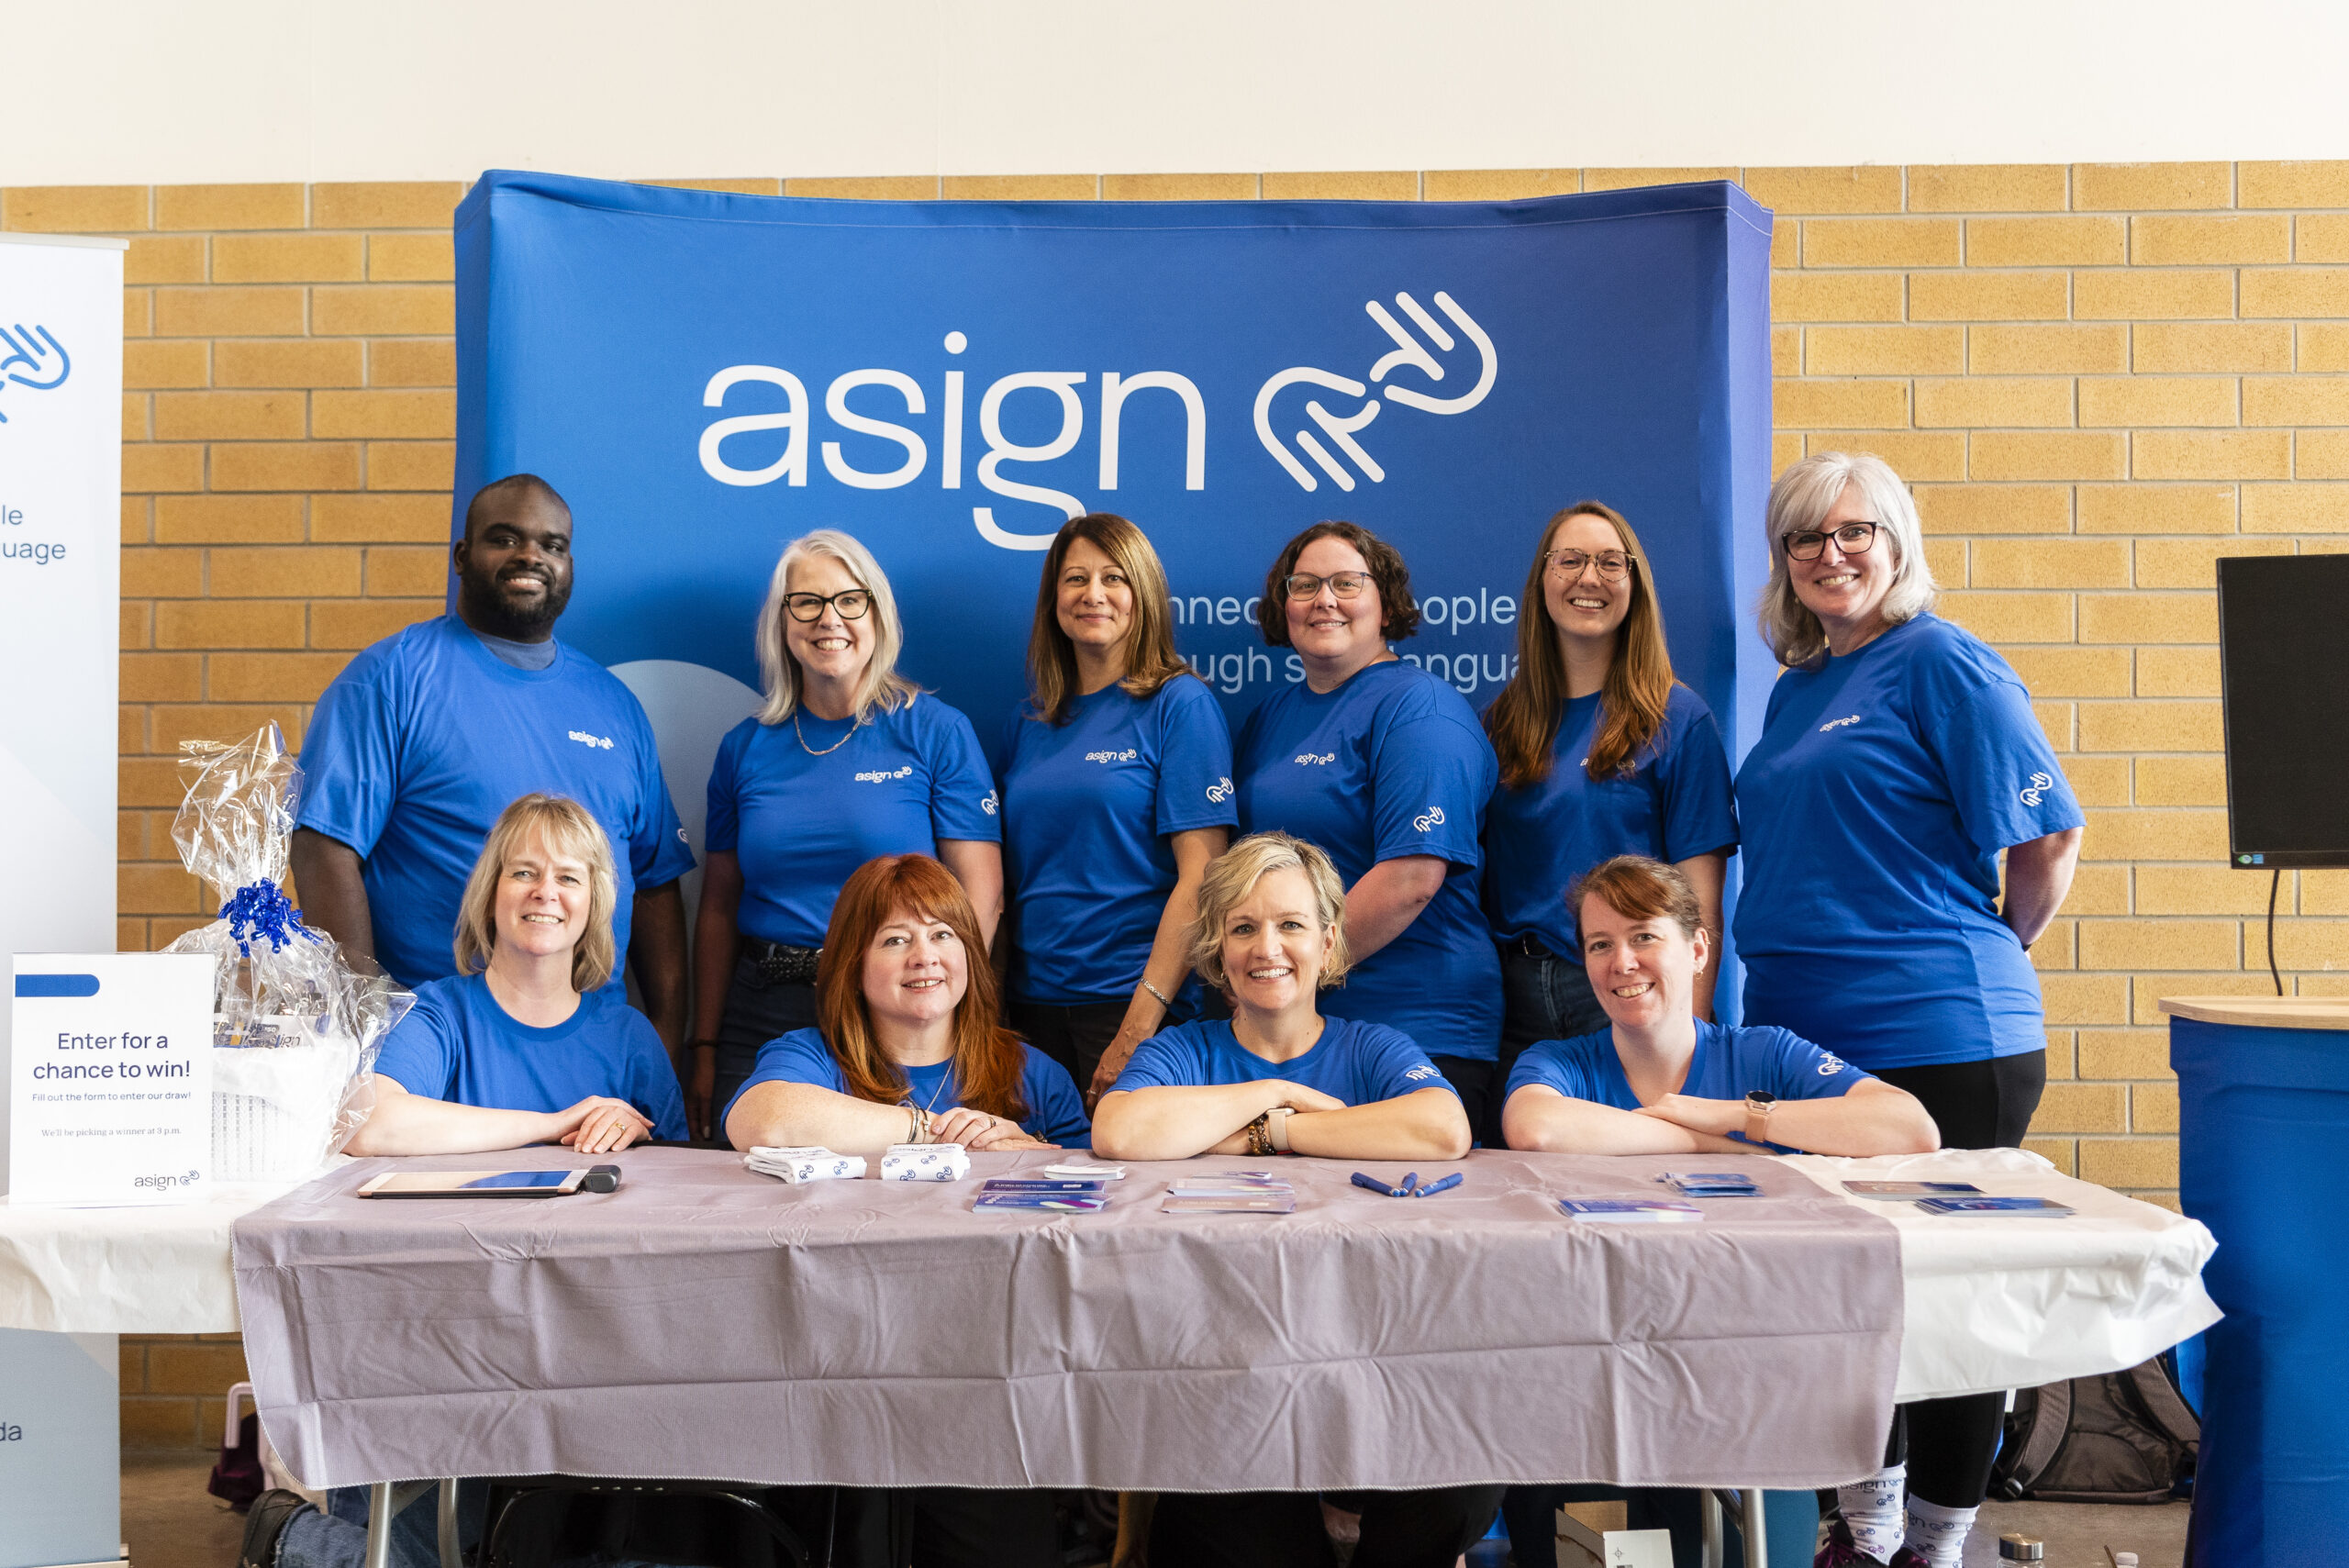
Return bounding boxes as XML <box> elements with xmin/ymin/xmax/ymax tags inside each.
<box><xmin>232</xmin><ymin>1147</ymin><xmax>1905</xmax><ymax>1494</ymax></box>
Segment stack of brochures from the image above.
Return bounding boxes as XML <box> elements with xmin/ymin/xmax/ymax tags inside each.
<box><xmin>1162</xmin><ymin>1171</ymin><xmax>1297</xmax><ymax>1215</ymax></box>
<box><xmin>1843</xmin><ymin>1181</ymin><xmax>1983</xmax><ymax>1198</ymax></box>
<box><xmin>1657</xmin><ymin>1171</ymin><xmax>1761</xmax><ymax>1197</ymax></box>
<box><xmin>971</xmin><ymin>1177</ymin><xmax>1108</xmax><ymax>1212</ymax></box>
<box><xmin>1558</xmin><ymin>1198</ymin><xmax>1703</xmax><ymax>1223</ymax></box>
<box><xmin>1915</xmin><ymin>1195</ymin><xmax>2075</xmax><ymax>1218</ymax></box>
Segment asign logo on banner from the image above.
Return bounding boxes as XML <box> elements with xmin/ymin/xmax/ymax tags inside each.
<box><xmin>696</xmin><ymin>293</ymin><xmax>1497</xmax><ymax>552</ymax></box>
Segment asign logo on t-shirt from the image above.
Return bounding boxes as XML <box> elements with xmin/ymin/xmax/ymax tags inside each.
<box><xmin>1206</xmin><ymin>776</ymin><xmax>1234</xmax><ymax>803</ymax></box>
<box><xmin>567</xmin><ymin>728</ymin><xmax>615</xmax><ymax>751</ymax></box>
<box><xmin>1412</xmin><ymin>805</ymin><xmax>1446</xmax><ymax>831</ymax></box>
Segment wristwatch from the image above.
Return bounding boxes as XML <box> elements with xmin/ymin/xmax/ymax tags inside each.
<box><xmin>1266</xmin><ymin>1106</ymin><xmax>1295</xmax><ymax>1153</ymax></box>
<box><xmin>1742</xmin><ymin>1091</ymin><xmax>1777</xmax><ymax>1146</ymax></box>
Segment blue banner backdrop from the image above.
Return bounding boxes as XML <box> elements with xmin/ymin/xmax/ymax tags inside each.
<box><xmin>451</xmin><ymin>171</ymin><xmax>1775</xmax><ymax>995</ymax></box>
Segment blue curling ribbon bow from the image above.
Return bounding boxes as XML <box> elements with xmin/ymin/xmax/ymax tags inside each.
<box><xmin>219</xmin><ymin>882</ymin><xmax>312</xmax><ymax>957</ymax></box>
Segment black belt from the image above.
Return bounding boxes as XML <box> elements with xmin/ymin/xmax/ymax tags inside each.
<box><xmin>748</xmin><ymin>940</ymin><xmax>822</xmax><ymax>985</ymax></box>
<box><xmin>1504</xmin><ymin>933</ymin><xmax>1553</xmax><ymax>959</ymax></box>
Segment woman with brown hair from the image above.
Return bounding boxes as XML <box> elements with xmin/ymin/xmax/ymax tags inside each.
<box><xmin>1231</xmin><ymin>520</ymin><xmax>1505</xmax><ymax>1130</ymax></box>
<box><xmin>1480</xmin><ymin>501</ymin><xmax>1736</xmax><ymax>1142</ymax></box>
<box><xmin>997</xmin><ymin>513</ymin><xmax>1234</xmax><ymax>1100</ymax></box>
<box><xmin>722</xmin><ymin>852</ymin><xmax>1087</xmax><ymax>1155</ymax></box>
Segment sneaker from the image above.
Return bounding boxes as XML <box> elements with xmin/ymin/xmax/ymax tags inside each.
<box><xmin>1887</xmin><ymin>1551</ymin><xmax>1931</xmax><ymax>1568</ymax></box>
<box><xmin>237</xmin><ymin>1487</ymin><xmax>313</xmax><ymax>1568</ymax></box>
<box><xmin>1815</xmin><ymin>1517</ymin><xmax>1891</xmax><ymax>1567</ymax></box>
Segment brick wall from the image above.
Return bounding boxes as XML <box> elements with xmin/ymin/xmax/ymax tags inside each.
<box><xmin>11</xmin><ymin>163</ymin><xmax>2343</xmax><ymax>1442</ymax></box>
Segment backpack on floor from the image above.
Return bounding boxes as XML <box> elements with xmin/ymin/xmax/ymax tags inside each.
<box><xmin>1991</xmin><ymin>1358</ymin><xmax>2200</xmax><ymax>1504</ymax></box>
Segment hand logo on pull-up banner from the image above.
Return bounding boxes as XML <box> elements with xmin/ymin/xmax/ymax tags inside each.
<box><xmin>1253</xmin><ymin>291</ymin><xmax>1497</xmax><ymax>493</ymax></box>
<box><xmin>0</xmin><ymin>323</ymin><xmax>71</xmax><ymax>424</ymax></box>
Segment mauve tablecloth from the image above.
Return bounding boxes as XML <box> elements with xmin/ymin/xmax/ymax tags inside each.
<box><xmin>233</xmin><ymin>1147</ymin><xmax>1901</xmax><ymax>1492</ymax></box>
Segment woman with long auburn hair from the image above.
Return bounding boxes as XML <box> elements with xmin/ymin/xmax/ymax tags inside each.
<box><xmin>723</xmin><ymin>853</ymin><xmax>1087</xmax><ymax>1157</ymax></box>
<box><xmin>998</xmin><ymin>513</ymin><xmax>1234</xmax><ymax>1102</ymax></box>
<box><xmin>1479</xmin><ymin>501</ymin><xmax>1736</xmax><ymax>1145</ymax></box>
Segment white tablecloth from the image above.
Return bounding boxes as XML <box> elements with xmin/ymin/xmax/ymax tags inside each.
<box><xmin>0</xmin><ymin>1182</ymin><xmax>297</xmax><ymax>1334</ymax></box>
<box><xmin>1782</xmin><ymin>1148</ymin><xmax>2221</xmax><ymax>1400</ymax></box>
<box><xmin>0</xmin><ymin>1149</ymin><xmax>2219</xmax><ymax>1401</ymax></box>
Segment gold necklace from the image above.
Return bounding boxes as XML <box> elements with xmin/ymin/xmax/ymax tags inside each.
<box><xmin>793</xmin><ymin>706</ymin><xmax>862</xmax><ymax>756</ymax></box>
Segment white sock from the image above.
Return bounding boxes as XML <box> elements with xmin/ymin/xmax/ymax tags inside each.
<box><xmin>1902</xmin><ymin>1496</ymin><xmax>1978</xmax><ymax>1568</ymax></box>
<box><xmin>1836</xmin><ymin>1462</ymin><xmax>1906</xmax><ymax>1562</ymax></box>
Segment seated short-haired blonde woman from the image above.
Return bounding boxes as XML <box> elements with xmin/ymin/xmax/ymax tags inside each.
<box><xmin>346</xmin><ymin>794</ymin><xmax>686</xmax><ymax>1155</ymax></box>
<box><xmin>1089</xmin><ymin>830</ymin><xmax>1470</xmax><ymax>1162</ymax></box>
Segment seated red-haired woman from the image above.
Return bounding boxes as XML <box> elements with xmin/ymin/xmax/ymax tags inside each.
<box><xmin>725</xmin><ymin>852</ymin><xmax>1088</xmax><ymax>1158</ymax></box>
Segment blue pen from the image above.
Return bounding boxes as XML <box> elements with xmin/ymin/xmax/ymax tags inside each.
<box><xmin>1399</xmin><ymin>1171</ymin><xmax>1419</xmax><ymax>1195</ymax></box>
<box><xmin>1352</xmin><ymin>1172</ymin><xmax>1395</xmax><ymax>1195</ymax></box>
<box><xmin>1419</xmin><ymin>1172</ymin><xmax>1464</xmax><ymax>1196</ymax></box>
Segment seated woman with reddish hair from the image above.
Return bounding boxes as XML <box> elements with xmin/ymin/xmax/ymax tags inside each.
<box><xmin>724</xmin><ymin>852</ymin><xmax>1088</xmax><ymax>1157</ymax></box>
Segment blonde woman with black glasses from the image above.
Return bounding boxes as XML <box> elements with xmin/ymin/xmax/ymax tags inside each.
<box><xmin>690</xmin><ymin>529</ymin><xmax>1002</xmax><ymax>1138</ymax></box>
<box><xmin>998</xmin><ymin>513</ymin><xmax>1234</xmax><ymax>1102</ymax></box>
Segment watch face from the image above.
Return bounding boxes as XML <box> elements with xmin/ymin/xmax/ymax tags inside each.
<box><xmin>1747</xmin><ymin>1092</ymin><xmax>1777</xmax><ymax>1107</ymax></box>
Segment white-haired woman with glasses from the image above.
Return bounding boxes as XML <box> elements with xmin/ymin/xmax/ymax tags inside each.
<box><xmin>1733</xmin><ymin>452</ymin><xmax>2082</xmax><ymax>1568</ymax></box>
<box><xmin>690</xmin><ymin>530</ymin><xmax>1003</xmax><ymax>1138</ymax></box>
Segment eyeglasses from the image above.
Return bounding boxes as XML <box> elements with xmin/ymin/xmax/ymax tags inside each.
<box><xmin>1543</xmin><ymin>549</ymin><xmax>1632</xmax><ymax>583</ymax></box>
<box><xmin>1783</xmin><ymin>522</ymin><xmax>1880</xmax><ymax>562</ymax></box>
<box><xmin>1284</xmin><ymin>571</ymin><xmax>1374</xmax><ymax>600</ymax></box>
<box><xmin>784</xmin><ymin>589</ymin><xmax>872</xmax><ymax>622</ymax></box>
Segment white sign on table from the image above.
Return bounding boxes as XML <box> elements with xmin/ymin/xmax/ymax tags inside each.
<box><xmin>9</xmin><ymin>953</ymin><xmax>213</xmax><ymax>1207</ymax></box>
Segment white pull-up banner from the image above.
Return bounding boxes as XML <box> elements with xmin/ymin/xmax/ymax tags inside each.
<box><xmin>0</xmin><ymin>232</ymin><xmax>127</xmax><ymax>1568</ymax></box>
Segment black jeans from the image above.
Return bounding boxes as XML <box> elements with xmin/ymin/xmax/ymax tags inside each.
<box><xmin>1430</xmin><ymin>1056</ymin><xmax>1496</xmax><ymax>1144</ymax></box>
<box><xmin>1871</xmin><ymin>1049</ymin><xmax>2050</xmax><ymax>1508</ymax></box>
<box><xmin>710</xmin><ymin>957</ymin><xmax>820</xmax><ymax>1142</ymax></box>
<box><xmin>1008</xmin><ymin>997</ymin><xmax>1130</xmax><ymax>1096</ymax></box>
<box><xmin>1149</xmin><ymin>1485</ymin><xmax>1504</xmax><ymax>1568</ymax></box>
<box><xmin>1495</xmin><ymin>940</ymin><xmax>1610</xmax><ymax>1148</ymax></box>
<box><xmin>765</xmin><ymin>1485</ymin><xmax>1057</xmax><ymax>1568</ymax></box>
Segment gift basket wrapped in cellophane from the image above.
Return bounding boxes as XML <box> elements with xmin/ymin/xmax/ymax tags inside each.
<box><xmin>162</xmin><ymin>725</ymin><xmax>413</xmax><ymax>1182</ymax></box>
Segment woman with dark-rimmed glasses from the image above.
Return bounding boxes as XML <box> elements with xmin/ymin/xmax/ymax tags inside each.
<box><xmin>1479</xmin><ymin>500</ymin><xmax>1737</xmax><ymax>1148</ymax></box>
<box><xmin>1230</xmin><ymin>521</ymin><xmax>1504</xmax><ymax>1130</ymax></box>
<box><xmin>1735</xmin><ymin>451</ymin><xmax>2083</xmax><ymax>1568</ymax></box>
<box><xmin>689</xmin><ymin>529</ymin><xmax>1002</xmax><ymax>1139</ymax></box>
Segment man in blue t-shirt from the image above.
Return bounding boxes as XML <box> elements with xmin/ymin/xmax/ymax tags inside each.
<box><xmin>289</xmin><ymin>475</ymin><xmax>696</xmax><ymax>1053</ymax></box>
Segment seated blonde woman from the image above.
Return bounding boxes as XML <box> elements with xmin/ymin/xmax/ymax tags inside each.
<box><xmin>724</xmin><ymin>853</ymin><xmax>1088</xmax><ymax>1157</ymax></box>
<box><xmin>347</xmin><ymin>793</ymin><xmax>686</xmax><ymax>1156</ymax></box>
<box><xmin>1501</xmin><ymin>855</ymin><xmax>1939</xmax><ymax>1156</ymax></box>
<box><xmin>1090</xmin><ymin>830</ymin><xmax>1470</xmax><ymax>1162</ymax></box>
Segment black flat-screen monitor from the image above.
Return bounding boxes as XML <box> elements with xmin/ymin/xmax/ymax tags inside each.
<box><xmin>2218</xmin><ymin>554</ymin><xmax>2349</xmax><ymax>867</ymax></box>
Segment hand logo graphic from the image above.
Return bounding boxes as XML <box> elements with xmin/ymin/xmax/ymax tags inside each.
<box><xmin>0</xmin><ymin>324</ymin><xmax>71</xmax><ymax>424</ymax></box>
<box><xmin>1255</xmin><ymin>291</ymin><xmax>1497</xmax><ymax>493</ymax></box>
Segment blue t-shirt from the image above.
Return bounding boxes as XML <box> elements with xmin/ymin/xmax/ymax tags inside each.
<box><xmin>1111</xmin><ymin>1017</ymin><xmax>1457</xmax><ymax>1106</ymax></box>
<box><xmin>1732</xmin><ymin>614</ymin><xmax>2086</xmax><ymax>1070</ymax></box>
<box><xmin>296</xmin><ymin>617</ymin><xmax>697</xmax><ymax>993</ymax></box>
<box><xmin>999</xmin><ymin>677</ymin><xmax>1237</xmax><ymax>1003</ymax></box>
<box><xmin>706</xmin><ymin>695</ymin><xmax>1001</xmax><ymax>950</ymax></box>
<box><xmin>1233</xmin><ymin>661</ymin><xmax>1502</xmax><ymax>1061</ymax></box>
<box><xmin>722</xmin><ymin>1026</ymin><xmax>1090</xmax><ymax>1145</ymax></box>
<box><xmin>1504</xmin><ymin>1019</ymin><xmax>1870</xmax><ymax>1151</ymax></box>
<box><xmin>375</xmin><ymin>973</ymin><xmax>689</xmax><ymax>1142</ymax></box>
<box><xmin>1482</xmin><ymin>684</ymin><xmax>1740</xmax><ymax>956</ymax></box>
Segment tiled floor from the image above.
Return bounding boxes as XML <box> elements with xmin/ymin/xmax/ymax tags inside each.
<box><xmin>121</xmin><ymin>1452</ymin><xmax>2190</xmax><ymax>1568</ymax></box>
